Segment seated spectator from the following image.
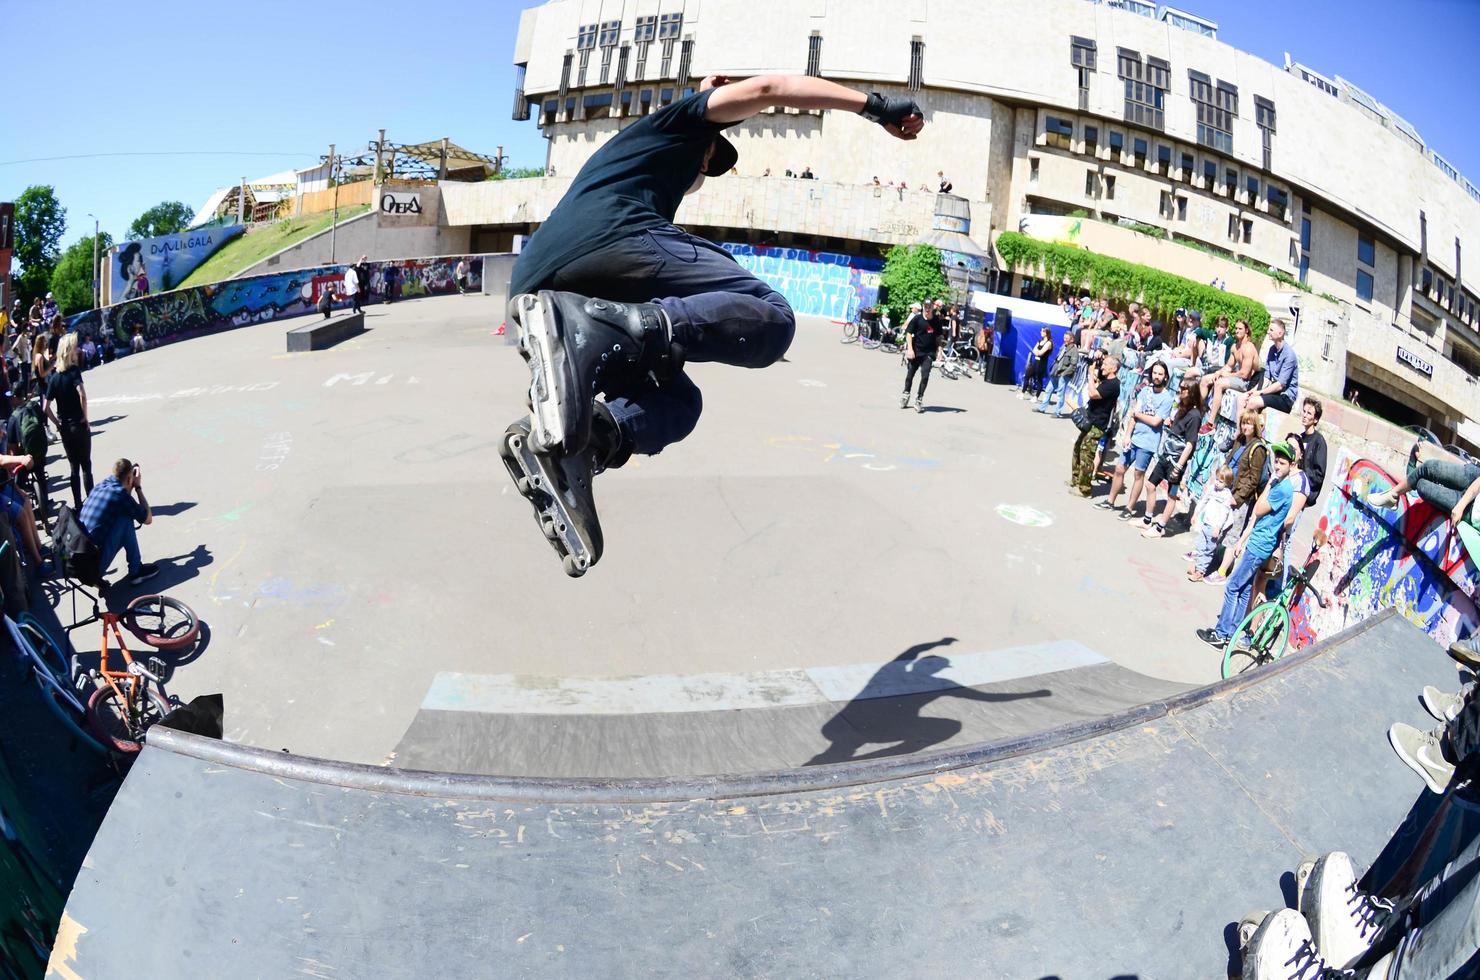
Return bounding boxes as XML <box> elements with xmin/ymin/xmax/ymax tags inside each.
<box><xmin>1152</xmin><ymin>309</ymin><xmax>1202</xmax><ymax>371</ymax></box>
<box><xmin>1185</xmin><ymin>314</ymin><xmax>1232</xmax><ymax>380</ymax></box>
<box><xmin>1098</xmin><ymin>361</ymin><xmax>1174</xmax><ymax>520</ymax></box>
<box><xmin>1199</xmin><ymin>318</ymin><xmax>1258</xmax><ymax>414</ymax></box>
<box><xmin>1142</xmin><ymin>380</ymin><xmax>1204</xmax><ymax>537</ymax></box>
<box><xmin>1240</xmin><ymin>318</ymin><xmax>1299</xmax><ymax>418</ymax></box>
<box><xmin>0</xmin><ymin>445</ymin><xmax>45</xmax><ymax>568</ymax></box>
<box><xmin>937</xmin><ymin>171</ymin><xmax>952</xmax><ymax>193</ymax></box>
<box><xmin>1205</xmin><ymin>410</ymin><xmax>1270</xmax><ymax>584</ymax></box>
<box><xmin>1197</xmin><ymin>441</ymin><xmax>1297</xmax><ymax>647</ymax></box>
<box><xmin>1366</xmin><ymin>443</ymin><xmax>1480</xmax><ymax>527</ymax></box>
<box><xmin>1186</xmin><ymin>466</ymin><xmax>1237</xmax><ymax>582</ymax></box>
<box><xmin>78</xmin><ymin>458</ymin><xmax>158</xmax><ymax>586</ymax></box>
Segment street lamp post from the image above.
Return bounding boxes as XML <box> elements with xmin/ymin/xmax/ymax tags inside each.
<box><xmin>328</xmin><ymin>143</ymin><xmax>339</xmax><ymax>264</ymax></box>
<box><xmin>87</xmin><ymin>213</ymin><xmax>99</xmax><ymax>309</ymax></box>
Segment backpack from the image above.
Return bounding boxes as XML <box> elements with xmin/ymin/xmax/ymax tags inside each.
<box><xmin>51</xmin><ymin>503</ymin><xmax>102</xmax><ymax>585</ymax></box>
<box><xmin>1232</xmin><ymin>440</ymin><xmax>1273</xmax><ymax>494</ymax></box>
<box><xmin>16</xmin><ymin>401</ymin><xmax>45</xmax><ymax>464</ymax></box>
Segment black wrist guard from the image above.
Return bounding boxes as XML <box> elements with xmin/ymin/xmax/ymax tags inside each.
<box><xmin>859</xmin><ymin>92</ymin><xmax>920</xmax><ymax>127</ymax></box>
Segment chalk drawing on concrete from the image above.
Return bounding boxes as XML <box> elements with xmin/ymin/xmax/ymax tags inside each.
<box><xmin>996</xmin><ymin>504</ymin><xmax>1054</xmax><ymax>528</ymax></box>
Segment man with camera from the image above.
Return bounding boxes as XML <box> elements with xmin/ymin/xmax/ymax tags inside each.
<box><xmin>78</xmin><ymin>458</ymin><xmax>157</xmax><ymax>586</ymax></box>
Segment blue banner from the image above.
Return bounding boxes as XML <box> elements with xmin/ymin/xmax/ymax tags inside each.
<box><xmin>111</xmin><ymin>225</ymin><xmax>245</xmax><ymax>299</ymax></box>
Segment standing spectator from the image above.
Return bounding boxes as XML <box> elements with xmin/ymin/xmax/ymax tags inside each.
<box><xmin>6</xmin><ymin>393</ymin><xmax>50</xmax><ymax>520</ymax></box>
<box><xmin>42</xmin><ymin>334</ymin><xmax>92</xmax><ymax>510</ymax></box>
<box><xmin>26</xmin><ymin>298</ymin><xmax>44</xmax><ymax>331</ymax></box>
<box><xmin>317</xmin><ymin>285</ymin><xmax>336</xmax><ymax>319</ymax></box>
<box><xmin>1186</xmin><ymin>466</ymin><xmax>1237</xmax><ymax>582</ymax></box>
<box><xmin>1240</xmin><ymin>318</ymin><xmax>1299</xmax><ymax>417</ymax></box>
<box><xmin>899</xmin><ymin>302</ymin><xmax>939</xmax><ymax>413</ymax></box>
<box><xmin>800</xmin><ymin>165</ymin><xmax>815</xmax><ymax>179</ymax></box>
<box><xmin>1098</xmin><ymin>360</ymin><xmax>1174</xmax><ymax>519</ymax></box>
<box><xmin>1036</xmin><ymin>331</ymin><xmax>1080</xmax><ymax>417</ymax></box>
<box><xmin>1197</xmin><ymin>442</ymin><xmax>1296</xmax><ymax>647</ymax></box>
<box><xmin>344</xmin><ymin>263</ymin><xmax>362</xmax><ymax>314</ymax></box>
<box><xmin>1205</xmin><ymin>410</ymin><xmax>1270</xmax><ymax>584</ymax></box>
<box><xmin>1069</xmin><ymin>355</ymin><xmax>1121</xmax><ymax>497</ymax></box>
<box><xmin>382</xmin><ymin>263</ymin><xmax>398</xmax><ymax>304</ymax></box>
<box><xmin>9</xmin><ymin>329</ymin><xmax>31</xmax><ymax>396</ymax></box>
<box><xmin>1142</xmin><ymin>380</ymin><xmax>1204</xmax><ymax>536</ymax></box>
<box><xmin>78</xmin><ymin>458</ymin><xmax>158</xmax><ymax>586</ymax></box>
<box><xmin>130</xmin><ymin>326</ymin><xmax>146</xmax><ymax>353</ymax></box>
<box><xmin>41</xmin><ymin>293</ymin><xmax>58</xmax><ymax>323</ymax></box>
<box><xmin>30</xmin><ymin>332</ymin><xmax>51</xmax><ymax>399</ymax></box>
<box><xmin>1022</xmin><ymin>328</ymin><xmax>1052</xmax><ymax>401</ymax></box>
<box><xmin>455</xmin><ymin>258</ymin><xmax>470</xmax><ymax>295</ymax></box>
<box><xmin>354</xmin><ymin>256</ymin><xmax>371</xmax><ymax>312</ymax></box>
<box><xmin>1249</xmin><ymin>436</ymin><xmax>1313</xmax><ymax>606</ymax></box>
<box><xmin>1297</xmin><ymin>396</ymin><xmax>1327</xmax><ymax>502</ymax></box>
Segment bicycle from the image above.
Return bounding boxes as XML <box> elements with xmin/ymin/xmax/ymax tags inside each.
<box><xmin>839</xmin><ymin>317</ymin><xmax>859</xmax><ymax>344</ymax></box>
<box><xmin>1220</xmin><ymin>558</ymin><xmax>1326</xmax><ymax>679</ymax></box>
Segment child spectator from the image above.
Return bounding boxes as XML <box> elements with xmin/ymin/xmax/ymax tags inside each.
<box><xmin>1187</xmin><ymin>466</ymin><xmax>1237</xmax><ymax>582</ymax></box>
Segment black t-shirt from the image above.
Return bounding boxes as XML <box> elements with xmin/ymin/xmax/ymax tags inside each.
<box><xmin>45</xmin><ymin>367</ymin><xmax>84</xmax><ymax>423</ymax></box>
<box><xmin>906</xmin><ymin>313</ymin><xmax>940</xmax><ymax>355</ymax></box>
<box><xmin>1085</xmin><ymin>375</ymin><xmax>1121</xmax><ymax>430</ymax></box>
<box><xmin>1163</xmin><ymin>406</ymin><xmax>1202</xmax><ymax>456</ymax></box>
<box><xmin>1300</xmin><ymin>430</ymin><xmax>1328</xmax><ymax>499</ymax></box>
<box><xmin>1143</xmin><ymin>333</ymin><xmax>1166</xmax><ymax>353</ymax></box>
<box><xmin>511</xmin><ymin>90</ymin><xmax>738</xmax><ymax>296</ymax></box>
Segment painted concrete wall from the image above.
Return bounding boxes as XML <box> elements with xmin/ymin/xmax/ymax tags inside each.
<box><xmin>719</xmin><ymin>243</ymin><xmax>882</xmax><ymax>321</ymax></box>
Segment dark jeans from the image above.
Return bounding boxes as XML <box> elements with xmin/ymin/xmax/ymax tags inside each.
<box><xmin>903</xmin><ymin>354</ymin><xmax>933</xmax><ymax>399</ymax></box>
<box><xmin>58</xmin><ymin>419</ymin><xmax>93</xmax><ymax>509</ymax></box>
<box><xmin>541</xmin><ymin>224</ymin><xmax>796</xmax><ymax>456</ymax></box>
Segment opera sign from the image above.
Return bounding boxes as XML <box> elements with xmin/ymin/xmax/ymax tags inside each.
<box><xmin>380</xmin><ymin>191</ymin><xmax>423</xmax><ymax>216</ymax></box>
<box><xmin>1396</xmin><ymin>346</ymin><xmax>1434</xmax><ymax>378</ymax></box>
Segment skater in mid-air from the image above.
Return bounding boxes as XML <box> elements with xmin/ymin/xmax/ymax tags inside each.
<box><xmin>501</xmin><ymin>73</ymin><xmax>924</xmax><ymax>575</ymax></box>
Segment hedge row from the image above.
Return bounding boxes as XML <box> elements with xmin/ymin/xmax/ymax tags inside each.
<box><xmin>994</xmin><ymin>231</ymin><xmax>1270</xmax><ymax>344</ymax></box>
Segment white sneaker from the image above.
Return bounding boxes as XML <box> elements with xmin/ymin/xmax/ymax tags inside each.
<box><xmin>1241</xmin><ymin>908</ymin><xmax>1332</xmax><ymax>979</ymax></box>
<box><xmin>1388</xmin><ymin>722</ymin><xmax>1454</xmax><ymax>794</ymax></box>
<box><xmin>1299</xmin><ymin>851</ymin><xmax>1392</xmax><ymax>969</ymax></box>
<box><xmin>899</xmin><ymin>392</ymin><xmax>909</xmax><ymax>409</ymax></box>
<box><xmin>1365</xmin><ymin>487</ymin><xmax>1399</xmax><ymax>509</ymax></box>
<box><xmin>1421</xmin><ymin>685</ymin><xmax>1466</xmax><ymax>723</ymax></box>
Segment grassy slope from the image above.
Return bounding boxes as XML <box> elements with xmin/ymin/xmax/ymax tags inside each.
<box><xmin>176</xmin><ymin>205</ymin><xmax>370</xmax><ymax>288</ymax></box>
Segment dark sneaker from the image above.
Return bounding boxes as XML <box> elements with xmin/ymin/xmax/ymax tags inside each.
<box><xmin>1196</xmin><ymin>627</ymin><xmax>1227</xmax><ymax>647</ymax></box>
<box><xmin>125</xmin><ymin>562</ymin><xmax>160</xmax><ymax>586</ymax></box>
<box><xmin>510</xmin><ymin>290</ymin><xmax>675</xmax><ymax>454</ymax></box>
<box><xmin>1448</xmin><ymin>634</ymin><xmax>1480</xmax><ymax>671</ymax></box>
<box><xmin>499</xmin><ymin>407</ymin><xmax>628</xmax><ymax>578</ymax></box>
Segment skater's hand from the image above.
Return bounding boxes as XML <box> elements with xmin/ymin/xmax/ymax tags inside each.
<box><xmin>1453</xmin><ymin>503</ymin><xmax>1467</xmax><ymax>527</ymax></box>
<box><xmin>860</xmin><ymin>93</ymin><xmax>923</xmax><ymax>140</ymax></box>
<box><xmin>699</xmin><ymin>74</ymin><xmax>732</xmax><ymax>92</ymax></box>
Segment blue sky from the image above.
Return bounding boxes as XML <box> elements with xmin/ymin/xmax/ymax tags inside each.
<box><xmin>2</xmin><ymin>0</ymin><xmax>1476</xmax><ymax>249</ymax></box>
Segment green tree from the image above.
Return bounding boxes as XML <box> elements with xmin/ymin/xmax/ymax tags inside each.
<box><xmin>49</xmin><ymin>232</ymin><xmax>114</xmax><ymax>315</ymax></box>
<box><xmin>126</xmin><ymin>201</ymin><xmax>194</xmax><ymax>240</ymax></box>
<box><xmin>487</xmin><ymin>166</ymin><xmax>549</xmax><ymax>181</ymax></box>
<box><xmin>12</xmin><ymin>185</ymin><xmax>66</xmax><ymax>305</ymax></box>
<box><xmin>878</xmin><ymin>243</ymin><xmax>948</xmax><ymax>323</ymax></box>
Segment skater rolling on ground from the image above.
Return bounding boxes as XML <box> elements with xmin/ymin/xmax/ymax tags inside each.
<box><xmin>501</xmin><ymin>73</ymin><xmax>924</xmax><ymax>576</ymax></box>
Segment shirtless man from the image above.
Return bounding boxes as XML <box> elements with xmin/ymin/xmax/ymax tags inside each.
<box><xmin>1200</xmin><ymin>318</ymin><xmax>1258</xmax><ymax>415</ymax></box>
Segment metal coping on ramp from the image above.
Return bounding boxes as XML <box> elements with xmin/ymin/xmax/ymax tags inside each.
<box><xmin>147</xmin><ymin>609</ymin><xmax>1402</xmax><ymax>805</ymax></box>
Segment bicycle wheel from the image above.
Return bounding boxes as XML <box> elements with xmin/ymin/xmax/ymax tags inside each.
<box><xmin>33</xmin><ymin>667</ymin><xmax>110</xmax><ymax>754</ymax></box>
<box><xmin>841</xmin><ymin>321</ymin><xmax>858</xmax><ymax>343</ymax></box>
<box><xmin>1221</xmin><ymin>603</ymin><xmax>1291</xmax><ymax>679</ymax></box>
<box><xmin>87</xmin><ymin>684</ymin><xmax>170</xmax><ymax>754</ymax></box>
<box><xmin>16</xmin><ymin>613</ymin><xmax>71</xmax><ymax>687</ymax></box>
<box><xmin>123</xmin><ymin>595</ymin><xmax>201</xmax><ymax>651</ymax></box>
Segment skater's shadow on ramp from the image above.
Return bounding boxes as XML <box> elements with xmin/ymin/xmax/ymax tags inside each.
<box><xmin>803</xmin><ymin>637</ymin><xmax>1051</xmax><ymax>766</ymax></box>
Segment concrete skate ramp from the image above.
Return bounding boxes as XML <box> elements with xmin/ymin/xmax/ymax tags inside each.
<box><xmin>52</xmin><ymin>610</ymin><xmax>1457</xmax><ymax>978</ymax></box>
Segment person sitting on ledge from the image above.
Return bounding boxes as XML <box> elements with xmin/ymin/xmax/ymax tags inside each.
<box><xmin>79</xmin><ymin>458</ymin><xmax>158</xmax><ymax>586</ymax></box>
<box><xmin>1364</xmin><ymin>441</ymin><xmax>1480</xmax><ymax>528</ymax></box>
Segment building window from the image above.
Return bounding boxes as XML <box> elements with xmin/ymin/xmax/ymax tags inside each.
<box><xmin>1356</xmin><ymin>270</ymin><xmax>1374</xmax><ymax>303</ymax></box>
<box><xmin>512</xmin><ymin>63</ymin><xmax>531</xmax><ymax>121</ymax></box>
<box><xmin>1045</xmin><ymin>116</ymin><xmax>1074</xmax><ymax>150</ymax></box>
<box><xmin>598</xmin><ymin>20</ymin><xmax>620</xmax><ymax>83</ymax></box>
<box><xmin>1072</xmin><ymin>35</ymin><xmax>1096</xmax><ymax>110</ymax></box>
<box><xmin>1228</xmin><ymin>213</ymin><xmax>1239</xmax><ymax>241</ymax></box>
<box><xmin>676</xmin><ymin>38</ymin><xmax>694</xmax><ymax>87</ymax></box>
<box><xmin>1267</xmin><ymin>186</ymin><xmax>1289</xmax><ymax>221</ymax></box>
<box><xmin>557</xmin><ymin>52</ymin><xmax>573</xmax><ymax>101</ymax></box>
<box><xmin>1109</xmin><ymin>131</ymin><xmax>1124</xmax><ymax>155</ymax></box>
<box><xmin>1117</xmin><ymin>48</ymin><xmax>1167</xmax><ymax>130</ymax></box>
<box><xmin>1189</xmin><ymin>71</ymin><xmax>1236</xmax><ymax>153</ymax></box>
<box><xmin>1421</xmin><ymin>266</ymin><xmax>1433</xmax><ymax>294</ymax></box>
<box><xmin>1242</xmin><ymin>219</ymin><xmax>1253</xmax><ymax>244</ymax></box>
<box><xmin>1224</xmin><ymin>168</ymin><xmax>1237</xmax><ymax>194</ymax></box>
<box><xmin>1085</xmin><ymin>170</ymin><xmax>1097</xmax><ymax>197</ymax></box>
<box><xmin>1133</xmin><ymin>137</ymin><xmax>1148</xmax><ymax>167</ymax></box>
<box><xmin>613</xmin><ymin>45</ymin><xmax>630</xmax><ymax>106</ymax></box>
<box><xmin>1105</xmin><ymin>175</ymin><xmax>1116</xmax><ymax>200</ymax></box>
<box><xmin>659</xmin><ymin>87</ymin><xmax>674</xmax><ymax>105</ymax></box>
<box><xmin>1419</xmin><ymin>210</ymin><xmax>1427</xmax><ymax>255</ymax></box>
<box><xmin>635</xmin><ymin>15</ymin><xmax>656</xmax><ymax>43</ymax></box>
<box><xmin>1177</xmin><ymin>196</ymin><xmax>1188</xmax><ymax>221</ymax></box>
<box><xmin>1299</xmin><ymin>254</ymin><xmax>1310</xmax><ymax>284</ymax></box>
<box><xmin>806</xmin><ymin>31</ymin><xmax>822</xmax><ymax>77</ymax></box>
<box><xmin>1030</xmin><ymin>158</ymin><xmax>1040</xmax><ymax>182</ymax></box>
<box><xmin>1203</xmin><ymin>159</ymin><xmax>1217</xmax><ymax>184</ymax></box>
<box><xmin>1300</xmin><ymin>217</ymin><xmax>1311</xmax><ymax>251</ymax></box>
<box><xmin>1157</xmin><ymin>144</ymin><xmax>1172</xmax><ymax>170</ymax></box>
<box><xmin>1255</xmin><ymin>95</ymin><xmax>1276</xmax><ymax>171</ymax></box>
<box><xmin>1180</xmin><ymin>151</ymin><xmax>1195</xmax><ymax>184</ymax></box>
<box><xmin>658</xmin><ymin>12</ymin><xmax>683</xmax><ymax>38</ymax></box>
<box><xmin>908</xmin><ymin>36</ymin><xmax>925</xmax><ymax>91</ymax></box>
<box><xmin>577</xmin><ymin>23</ymin><xmax>597</xmax><ymax>50</ymax></box>
<box><xmin>1358</xmin><ymin>231</ymin><xmax>1375</xmax><ymax>267</ymax></box>
<box><xmin>1160</xmin><ymin>190</ymin><xmax>1173</xmax><ymax>218</ymax></box>
<box><xmin>1084</xmin><ymin>125</ymin><xmax>1098</xmax><ymax>153</ymax></box>
<box><xmin>1246</xmin><ymin>175</ymin><xmax>1260</xmax><ymax>201</ymax></box>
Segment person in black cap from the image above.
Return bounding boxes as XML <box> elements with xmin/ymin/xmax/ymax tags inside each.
<box><xmin>500</xmin><ymin>73</ymin><xmax>924</xmax><ymax>576</ymax></box>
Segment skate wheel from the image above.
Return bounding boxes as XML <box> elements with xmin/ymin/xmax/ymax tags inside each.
<box><xmin>1295</xmin><ymin>860</ymin><xmax>1315</xmax><ymax>908</ymax></box>
<box><xmin>541</xmin><ymin>519</ymin><xmax>558</xmax><ymax>540</ymax></box>
<box><xmin>562</xmin><ymin>555</ymin><xmax>586</xmax><ymax>578</ymax></box>
<box><xmin>1237</xmin><ymin>910</ymin><xmax>1268</xmax><ymax>949</ymax></box>
<box><xmin>515</xmin><ymin>477</ymin><xmax>531</xmax><ymax>495</ymax></box>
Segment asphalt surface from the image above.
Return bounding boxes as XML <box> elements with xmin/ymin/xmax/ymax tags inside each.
<box><xmin>56</xmin><ymin>294</ymin><xmax>1235</xmax><ymax>765</ymax></box>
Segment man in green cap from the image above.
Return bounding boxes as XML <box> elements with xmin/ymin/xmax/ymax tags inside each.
<box><xmin>1198</xmin><ymin>440</ymin><xmax>1296</xmax><ymax>647</ymax></box>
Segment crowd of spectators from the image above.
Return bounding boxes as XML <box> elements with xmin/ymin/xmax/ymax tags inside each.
<box><xmin>1006</xmin><ymin>293</ymin><xmax>1331</xmax><ymax>648</ymax></box>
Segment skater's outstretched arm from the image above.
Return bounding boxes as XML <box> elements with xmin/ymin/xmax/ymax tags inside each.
<box><xmin>701</xmin><ymin>74</ymin><xmax>923</xmax><ymax>139</ymax></box>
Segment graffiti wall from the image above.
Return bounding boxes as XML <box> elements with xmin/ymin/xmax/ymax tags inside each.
<box><xmin>68</xmin><ymin>256</ymin><xmax>484</xmax><ymax>352</ymax></box>
<box><xmin>720</xmin><ymin>244</ymin><xmax>882</xmax><ymax>321</ymax></box>
<box><xmin>110</xmin><ymin>225</ymin><xmax>245</xmax><ymax>300</ymax></box>
<box><xmin>1297</xmin><ymin>451</ymin><xmax>1480</xmax><ymax>648</ymax></box>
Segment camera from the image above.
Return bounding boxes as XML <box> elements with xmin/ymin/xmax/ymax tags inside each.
<box><xmin>1175</xmin><ymin>307</ymin><xmax>1186</xmax><ymax>318</ymax></box>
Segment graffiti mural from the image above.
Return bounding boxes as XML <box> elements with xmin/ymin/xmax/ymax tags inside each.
<box><xmin>112</xmin><ymin>225</ymin><xmax>244</xmax><ymax>299</ymax></box>
<box><xmin>1298</xmin><ymin>450</ymin><xmax>1480</xmax><ymax>648</ymax></box>
<box><xmin>720</xmin><ymin>243</ymin><xmax>882</xmax><ymax>321</ymax></box>
<box><xmin>67</xmin><ymin>256</ymin><xmax>485</xmax><ymax>352</ymax></box>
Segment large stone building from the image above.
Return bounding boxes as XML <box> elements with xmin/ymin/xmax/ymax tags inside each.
<box><xmin>447</xmin><ymin>0</ymin><xmax>1480</xmax><ymax>447</ymax></box>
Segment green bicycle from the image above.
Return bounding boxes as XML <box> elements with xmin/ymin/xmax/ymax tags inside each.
<box><xmin>1221</xmin><ymin>558</ymin><xmax>1327</xmax><ymax>678</ymax></box>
